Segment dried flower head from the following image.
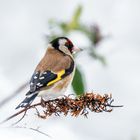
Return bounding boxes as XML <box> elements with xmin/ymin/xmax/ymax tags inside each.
<box><xmin>37</xmin><ymin>93</ymin><xmax>122</xmax><ymax>119</ymax></box>
<box><xmin>1</xmin><ymin>93</ymin><xmax>123</xmax><ymax>125</ymax></box>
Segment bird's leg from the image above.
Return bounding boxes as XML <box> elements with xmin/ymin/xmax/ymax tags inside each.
<box><xmin>40</xmin><ymin>98</ymin><xmax>46</xmax><ymax>107</ymax></box>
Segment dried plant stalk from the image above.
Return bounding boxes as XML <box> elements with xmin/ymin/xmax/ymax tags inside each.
<box><xmin>1</xmin><ymin>93</ymin><xmax>123</xmax><ymax>124</ymax></box>
<box><xmin>37</xmin><ymin>93</ymin><xmax>122</xmax><ymax>118</ymax></box>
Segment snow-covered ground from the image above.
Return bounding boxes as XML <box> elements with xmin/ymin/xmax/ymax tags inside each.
<box><xmin>0</xmin><ymin>0</ymin><xmax>140</xmax><ymax>140</ymax></box>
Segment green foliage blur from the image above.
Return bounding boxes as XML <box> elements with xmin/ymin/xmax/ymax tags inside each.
<box><xmin>47</xmin><ymin>5</ymin><xmax>106</xmax><ymax>96</ymax></box>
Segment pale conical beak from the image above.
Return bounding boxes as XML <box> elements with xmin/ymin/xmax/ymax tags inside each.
<box><xmin>72</xmin><ymin>46</ymin><xmax>83</xmax><ymax>54</ymax></box>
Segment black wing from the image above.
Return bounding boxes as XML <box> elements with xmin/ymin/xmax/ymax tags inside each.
<box><xmin>26</xmin><ymin>60</ymin><xmax>74</xmax><ymax>95</ymax></box>
<box><xmin>28</xmin><ymin>71</ymin><xmax>57</xmax><ymax>93</ymax></box>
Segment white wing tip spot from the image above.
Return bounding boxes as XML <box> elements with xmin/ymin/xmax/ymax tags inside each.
<box><xmin>37</xmin><ymin>83</ymin><xmax>41</xmax><ymax>86</ymax></box>
<box><xmin>39</xmin><ymin>76</ymin><xmax>45</xmax><ymax>80</ymax></box>
<box><xmin>30</xmin><ymin>82</ymin><xmax>33</xmax><ymax>85</ymax></box>
<box><xmin>34</xmin><ymin>76</ymin><xmax>38</xmax><ymax>79</ymax></box>
<box><xmin>36</xmin><ymin>82</ymin><xmax>43</xmax><ymax>87</ymax></box>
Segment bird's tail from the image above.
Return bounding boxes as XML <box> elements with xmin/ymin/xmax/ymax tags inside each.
<box><xmin>15</xmin><ymin>91</ymin><xmax>38</xmax><ymax>109</ymax></box>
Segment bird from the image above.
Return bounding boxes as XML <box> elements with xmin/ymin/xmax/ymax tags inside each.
<box><xmin>16</xmin><ymin>37</ymin><xmax>81</xmax><ymax>109</ymax></box>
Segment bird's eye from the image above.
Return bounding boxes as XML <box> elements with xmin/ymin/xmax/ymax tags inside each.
<box><xmin>65</xmin><ymin>40</ymin><xmax>73</xmax><ymax>48</ymax></box>
<box><xmin>65</xmin><ymin>41</ymin><xmax>73</xmax><ymax>53</ymax></box>
<box><xmin>65</xmin><ymin>42</ymin><xmax>70</xmax><ymax>47</ymax></box>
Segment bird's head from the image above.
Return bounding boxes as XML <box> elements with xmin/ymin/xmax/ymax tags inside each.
<box><xmin>50</xmin><ymin>37</ymin><xmax>82</xmax><ymax>54</ymax></box>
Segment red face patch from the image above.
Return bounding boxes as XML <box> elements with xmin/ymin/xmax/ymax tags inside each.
<box><xmin>65</xmin><ymin>40</ymin><xmax>74</xmax><ymax>53</ymax></box>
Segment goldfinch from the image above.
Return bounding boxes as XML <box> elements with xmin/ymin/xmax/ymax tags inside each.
<box><xmin>16</xmin><ymin>37</ymin><xmax>81</xmax><ymax>109</ymax></box>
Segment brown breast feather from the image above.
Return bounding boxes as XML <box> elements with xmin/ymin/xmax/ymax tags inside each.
<box><xmin>35</xmin><ymin>47</ymin><xmax>72</xmax><ymax>73</ymax></box>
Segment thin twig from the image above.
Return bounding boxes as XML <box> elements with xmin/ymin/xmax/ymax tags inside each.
<box><xmin>12</xmin><ymin>125</ymin><xmax>51</xmax><ymax>138</ymax></box>
<box><xmin>108</xmin><ymin>105</ymin><xmax>123</xmax><ymax>108</ymax></box>
<box><xmin>0</xmin><ymin>82</ymin><xmax>28</xmax><ymax>108</ymax></box>
<box><xmin>0</xmin><ymin>103</ymin><xmax>41</xmax><ymax>124</ymax></box>
<box><xmin>11</xmin><ymin>109</ymin><xmax>27</xmax><ymax>126</ymax></box>
<box><xmin>29</xmin><ymin>127</ymin><xmax>51</xmax><ymax>138</ymax></box>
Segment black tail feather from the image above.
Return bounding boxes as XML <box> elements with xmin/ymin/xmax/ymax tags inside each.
<box><xmin>15</xmin><ymin>92</ymin><xmax>38</xmax><ymax>109</ymax></box>
<box><xmin>26</xmin><ymin>91</ymin><xmax>32</xmax><ymax>96</ymax></box>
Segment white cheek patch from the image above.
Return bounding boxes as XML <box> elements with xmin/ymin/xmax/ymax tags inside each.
<box><xmin>59</xmin><ymin>45</ymin><xmax>70</xmax><ymax>54</ymax></box>
<box><xmin>58</xmin><ymin>39</ymin><xmax>73</xmax><ymax>58</ymax></box>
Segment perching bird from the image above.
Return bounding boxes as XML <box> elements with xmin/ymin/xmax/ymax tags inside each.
<box><xmin>16</xmin><ymin>37</ymin><xmax>81</xmax><ymax>109</ymax></box>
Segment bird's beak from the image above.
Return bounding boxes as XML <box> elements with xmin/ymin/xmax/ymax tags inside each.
<box><xmin>72</xmin><ymin>46</ymin><xmax>83</xmax><ymax>54</ymax></box>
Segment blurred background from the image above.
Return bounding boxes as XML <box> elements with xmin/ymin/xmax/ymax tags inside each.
<box><xmin>0</xmin><ymin>0</ymin><xmax>140</xmax><ymax>140</ymax></box>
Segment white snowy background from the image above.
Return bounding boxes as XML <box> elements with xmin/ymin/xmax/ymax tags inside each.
<box><xmin>0</xmin><ymin>0</ymin><xmax>140</xmax><ymax>140</ymax></box>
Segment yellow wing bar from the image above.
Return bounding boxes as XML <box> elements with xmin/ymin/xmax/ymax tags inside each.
<box><xmin>47</xmin><ymin>70</ymin><xmax>65</xmax><ymax>86</ymax></box>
